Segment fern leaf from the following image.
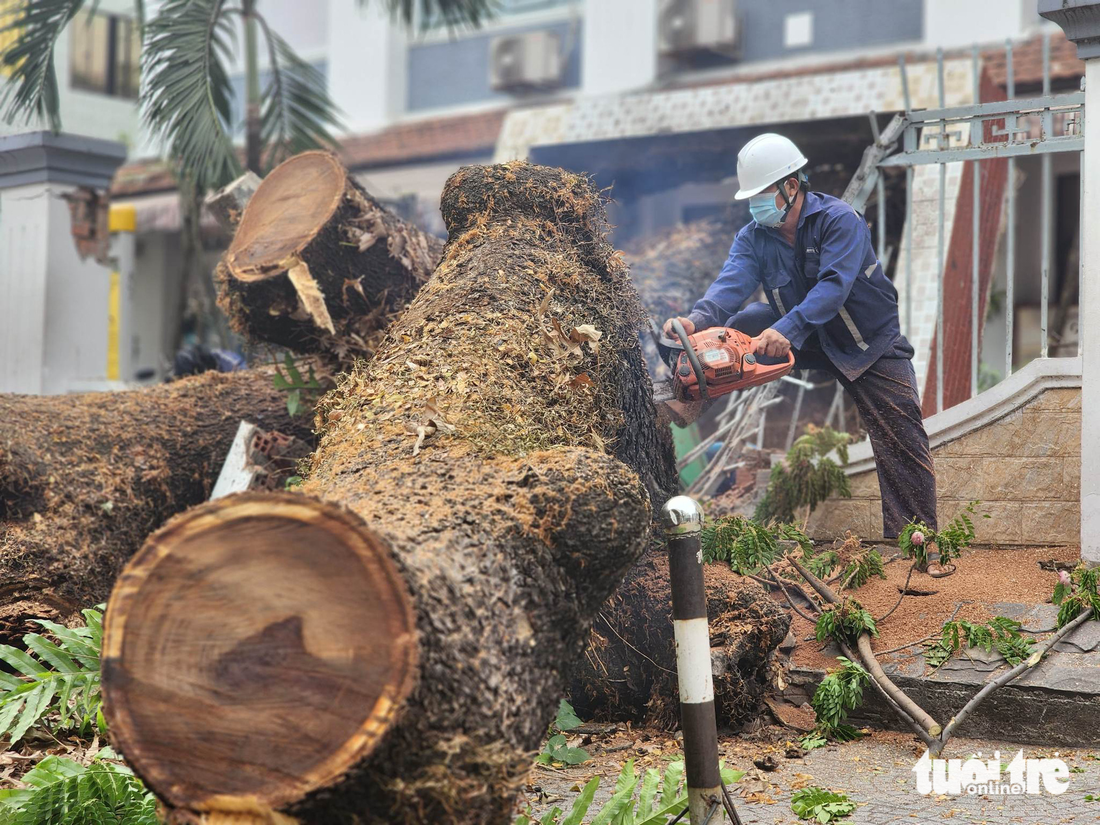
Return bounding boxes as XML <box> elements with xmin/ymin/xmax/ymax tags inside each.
<box><xmin>660</xmin><ymin>761</ymin><xmax>685</xmax><ymax>807</ymax></box>
<box><xmin>561</xmin><ymin>776</ymin><xmax>600</xmax><ymax>825</ymax></box>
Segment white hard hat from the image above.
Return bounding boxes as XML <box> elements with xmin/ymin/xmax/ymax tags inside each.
<box><xmin>734</xmin><ymin>133</ymin><xmax>808</xmax><ymax>200</ymax></box>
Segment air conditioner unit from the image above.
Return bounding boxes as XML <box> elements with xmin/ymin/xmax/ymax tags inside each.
<box><xmin>659</xmin><ymin>0</ymin><xmax>740</xmax><ymax>58</ymax></box>
<box><xmin>490</xmin><ymin>30</ymin><xmax>564</xmax><ymax>92</ymax></box>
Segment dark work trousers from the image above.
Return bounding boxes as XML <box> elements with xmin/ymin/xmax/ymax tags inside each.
<box><xmin>728</xmin><ymin>302</ymin><xmax>938</xmax><ymax>537</ymax></box>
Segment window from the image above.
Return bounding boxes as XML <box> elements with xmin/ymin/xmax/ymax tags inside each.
<box><xmin>783</xmin><ymin>11</ymin><xmax>814</xmax><ymax>49</ymax></box>
<box><xmin>70</xmin><ymin>10</ymin><xmax>140</xmax><ymax>98</ymax></box>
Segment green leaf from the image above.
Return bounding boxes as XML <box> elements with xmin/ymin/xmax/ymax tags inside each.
<box><xmin>141</xmin><ymin>0</ymin><xmax>242</xmax><ymax>192</ymax></box>
<box><xmin>257</xmin><ymin>21</ymin><xmax>343</xmax><ymax>171</ymax></box>
<box><xmin>660</xmin><ymin>760</ymin><xmax>684</xmax><ymax>807</ymax></box>
<box><xmin>636</xmin><ymin>769</ymin><xmax>660</xmax><ymax>821</ymax></box>
<box><xmin>0</xmin><ymin>0</ymin><xmax>86</xmax><ymax>131</ymax></box>
<box><xmin>554</xmin><ymin>699</ymin><xmax>583</xmax><ymax>731</ymax></box>
<box><xmin>539</xmin><ymin>807</ymin><xmax>562</xmax><ymax>825</ymax></box>
<box><xmin>561</xmin><ymin>775</ymin><xmax>600</xmax><ymax>825</ymax></box>
<box><xmin>286</xmin><ymin>388</ymin><xmax>301</xmax><ymax>417</ymax></box>
<box><xmin>791</xmin><ymin>787</ymin><xmax>856</xmax><ymax>822</ymax></box>
<box><xmin>0</xmin><ymin>646</ymin><xmax>47</xmax><ymax>677</ymax></box>
<box><xmin>590</xmin><ymin>760</ymin><xmax>637</xmax><ymax>825</ymax></box>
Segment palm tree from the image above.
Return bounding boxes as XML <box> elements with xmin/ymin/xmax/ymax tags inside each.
<box><xmin>0</xmin><ymin>0</ymin><xmax>495</xmax><ymax>192</ymax></box>
<box><xmin>0</xmin><ymin>0</ymin><xmax>493</xmax><ymax>350</ymax></box>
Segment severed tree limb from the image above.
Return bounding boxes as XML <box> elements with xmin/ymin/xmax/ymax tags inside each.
<box><xmin>218</xmin><ymin>152</ymin><xmax>443</xmax><ymax>361</ymax></box>
<box><xmin>788</xmin><ymin>555</ymin><xmax>943</xmax><ymax>736</ymax></box>
<box><xmin>836</xmin><ymin>639</ymin><xmax>937</xmax><ymax>749</ymax></box>
<box><xmin>931</xmin><ymin>607</ymin><xmax>1096</xmax><ymax>756</ymax></box>
<box><xmin>0</xmin><ymin>368</ymin><xmax>315</xmax><ymax>641</ymax></box>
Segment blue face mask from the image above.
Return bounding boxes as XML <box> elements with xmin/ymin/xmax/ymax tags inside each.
<box><xmin>749</xmin><ymin>191</ymin><xmax>786</xmax><ymax>228</ymax></box>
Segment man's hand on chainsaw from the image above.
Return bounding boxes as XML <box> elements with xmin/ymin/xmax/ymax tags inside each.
<box><xmin>752</xmin><ymin>328</ymin><xmax>791</xmax><ymax>358</ymax></box>
<box><xmin>662</xmin><ymin>316</ymin><xmax>695</xmax><ymax>338</ymax></box>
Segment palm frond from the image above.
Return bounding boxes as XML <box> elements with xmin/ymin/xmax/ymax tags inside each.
<box><xmin>255</xmin><ymin>14</ymin><xmax>342</xmax><ymax>172</ymax></box>
<box><xmin>0</xmin><ymin>0</ymin><xmax>87</xmax><ymax>130</ymax></box>
<box><xmin>141</xmin><ymin>0</ymin><xmax>240</xmax><ymax>192</ymax></box>
<box><xmin>374</xmin><ymin>0</ymin><xmax>496</xmax><ymax>30</ymax></box>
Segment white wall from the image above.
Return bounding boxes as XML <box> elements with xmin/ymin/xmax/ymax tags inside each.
<box><xmin>327</xmin><ymin>0</ymin><xmax>408</xmax><ymax>133</ymax></box>
<box><xmin>41</xmin><ymin>187</ymin><xmax>114</xmax><ymax>394</ymax></box>
<box><xmin>582</xmin><ymin>0</ymin><xmax>657</xmax><ymax>95</ymax></box>
<box><xmin>0</xmin><ymin>183</ymin><xmax>50</xmax><ymax>393</ymax></box>
<box><xmin>923</xmin><ymin>0</ymin><xmax>1048</xmax><ymax>50</ymax></box>
<box><xmin>0</xmin><ymin>182</ymin><xmax>120</xmax><ymax>395</ymax></box>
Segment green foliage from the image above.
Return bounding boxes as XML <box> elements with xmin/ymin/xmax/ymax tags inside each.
<box><xmin>552</xmin><ymin>698</ymin><xmax>583</xmax><ymax>732</ymax></box>
<box><xmin>755</xmin><ymin>426</ymin><xmax>851</xmax><ymax>524</ymax></box>
<box><xmin>923</xmin><ymin>617</ymin><xmax>1035</xmax><ymax>669</ymax></box>
<box><xmin>837</xmin><ymin>547</ymin><xmax>886</xmax><ymax>591</ymax></box>
<box><xmin>537</xmin><ymin>700</ymin><xmax>589</xmax><ymax>766</ymax></box>
<box><xmin>790</xmin><ymin>787</ymin><xmax>857</xmax><ymax>823</ymax></box>
<box><xmin>0</xmin><ymin>607</ymin><xmax>103</xmax><ymax>745</ymax></box>
<box><xmin>517</xmin><ymin>759</ymin><xmax>742</xmax><ymax>825</ymax></box>
<box><xmin>140</xmin><ymin>0</ymin><xmax>243</xmax><ymax>192</ymax></box>
<box><xmin>0</xmin><ymin>0</ymin><xmax>84</xmax><ymax>131</ymax></box>
<box><xmin>799</xmin><ymin>731</ymin><xmax>828</xmax><ymax>752</ymax></box>
<box><xmin>272</xmin><ymin>353</ymin><xmax>322</xmax><ymax>417</ymax></box>
<box><xmin>1</xmin><ymin>0</ymin><xmax>485</xmax><ymax>191</ymax></box>
<box><xmin>0</xmin><ymin>752</ymin><xmax>157</xmax><ymax>825</ymax></box>
<box><xmin>809</xmin><ymin>657</ymin><xmax>868</xmax><ymax>739</ymax></box>
<box><xmin>814</xmin><ymin>599</ymin><xmax>877</xmax><ymax>646</ymax></box>
<box><xmin>1054</xmin><ymin>566</ymin><xmax>1100</xmax><ymax>628</ymax></box>
<box><xmin>701</xmin><ymin>516</ymin><xmax>779</xmax><ymax>574</ymax></box>
<box><xmin>899</xmin><ymin>502</ymin><xmax>986</xmax><ymax>566</ymax></box>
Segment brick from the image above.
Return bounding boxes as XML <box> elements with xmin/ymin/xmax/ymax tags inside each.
<box><xmin>980</xmin><ymin>457</ymin><xmax>1066</xmax><ymax>501</ymax></box>
<box><xmin>1019</xmin><ymin>411</ymin><xmax>1081</xmax><ymax>457</ymax></box>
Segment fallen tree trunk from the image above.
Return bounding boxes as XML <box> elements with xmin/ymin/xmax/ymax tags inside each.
<box><xmin>217</xmin><ymin>151</ymin><xmax>443</xmax><ymax>360</ymax></box>
<box><xmin>0</xmin><ymin>369</ymin><xmax>314</xmax><ymax>640</ymax></box>
<box><xmin>102</xmin><ymin>163</ymin><xmax>676</xmax><ymax>825</ymax></box>
<box><xmin>572</xmin><ymin>551</ymin><xmax>791</xmax><ymax>729</ymax></box>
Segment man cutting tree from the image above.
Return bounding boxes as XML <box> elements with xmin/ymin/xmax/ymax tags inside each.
<box><xmin>664</xmin><ymin>133</ymin><xmax>948</xmax><ymax>576</ymax></box>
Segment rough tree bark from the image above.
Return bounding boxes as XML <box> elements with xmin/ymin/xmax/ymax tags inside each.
<box><xmin>573</xmin><ymin>552</ymin><xmax>791</xmax><ymax>729</ymax></box>
<box><xmin>0</xmin><ymin>369</ymin><xmax>314</xmax><ymax>640</ymax></box>
<box><xmin>102</xmin><ymin>163</ymin><xmax>675</xmax><ymax>825</ymax></box>
<box><xmin>216</xmin><ymin>151</ymin><xmax>443</xmax><ymax>360</ymax></box>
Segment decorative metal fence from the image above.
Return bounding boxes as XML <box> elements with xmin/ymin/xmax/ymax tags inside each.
<box><xmin>880</xmin><ymin>34</ymin><xmax>1084</xmax><ymax>413</ymax></box>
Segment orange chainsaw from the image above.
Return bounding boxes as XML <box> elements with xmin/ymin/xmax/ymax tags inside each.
<box><xmin>653</xmin><ymin>319</ymin><xmax>795</xmax><ymax>403</ymax></box>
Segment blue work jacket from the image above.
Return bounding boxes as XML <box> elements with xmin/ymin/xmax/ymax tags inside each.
<box><xmin>687</xmin><ymin>191</ymin><xmax>906</xmax><ymax>380</ymax></box>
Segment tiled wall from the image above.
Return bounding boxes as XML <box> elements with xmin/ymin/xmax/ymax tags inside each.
<box><xmin>807</xmin><ymin>387</ymin><xmax>1082</xmax><ymax>546</ymax></box>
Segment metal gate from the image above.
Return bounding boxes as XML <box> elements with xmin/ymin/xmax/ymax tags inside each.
<box><xmin>874</xmin><ymin>35</ymin><xmax>1084</xmax><ymax>414</ymax></box>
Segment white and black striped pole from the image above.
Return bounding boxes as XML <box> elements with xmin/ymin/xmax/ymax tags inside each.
<box><xmin>662</xmin><ymin>495</ymin><xmax>725</xmax><ymax>825</ymax></box>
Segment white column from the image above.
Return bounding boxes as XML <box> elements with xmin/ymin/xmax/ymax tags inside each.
<box><xmin>326</xmin><ymin>0</ymin><xmax>406</xmax><ymax>134</ymax></box>
<box><xmin>582</xmin><ymin>0</ymin><xmax>658</xmax><ymax>96</ymax></box>
<box><xmin>1082</xmin><ymin>60</ymin><xmax>1100</xmax><ymax>565</ymax></box>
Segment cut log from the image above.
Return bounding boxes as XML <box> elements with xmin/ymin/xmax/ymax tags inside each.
<box><xmin>102</xmin><ymin>162</ymin><xmax>675</xmax><ymax>825</ymax></box>
<box><xmin>0</xmin><ymin>369</ymin><xmax>314</xmax><ymax>641</ymax></box>
<box><xmin>572</xmin><ymin>552</ymin><xmax>791</xmax><ymax>729</ymax></box>
<box><xmin>205</xmin><ymin>170</ymin><xmax>263</xmax><ymax>234</ymax></box>
<box><xmin>217</xmin><ymin>151</ymin><xmax>443</xmax><ymax>360</ymax></box>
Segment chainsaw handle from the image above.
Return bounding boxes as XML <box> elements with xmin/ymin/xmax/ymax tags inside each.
<box><xmin>744</xmin><ymin>348</ymin><xmax>795</xmax><ymax>383</ymax></box>
<box><xmin>670</xmin><ymin>318</ymin><xmax>708</xmax><ymax>401</ymax></box>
